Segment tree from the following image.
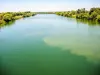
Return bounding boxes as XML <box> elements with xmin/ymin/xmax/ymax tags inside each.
<box><xmin>89</xmin><ymin>8</ymin><xmax>95</xmax><ymax>15</ymax></box>
<box><xmin>89</xmin><ymin>11</ymin><xmax>98</xmax><ymax>20</ymax></box>
<box><xmin>71</xmin><ymin>10</ymin><xmax>76</xmax><ymax>15</ymax></box>
<box><xmin>77</xmin><ymin>9</ymin><xmax>81</xmax><ymax>14</ymax></box>
<box><xmin>82</xmin><ymin>13</ymin><xmax>89</xmax><ymax>19</ymax></box>
<box><xmin>81</xmin><ymin>8</ymin><xmax>85</xmax><ymax>13</ymax></box>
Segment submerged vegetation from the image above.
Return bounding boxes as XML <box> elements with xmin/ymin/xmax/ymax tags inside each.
<box><xmin>55</xmin><ymin>7</ymin><xmax>100</xmax><ymax>24</ymax></box>
<box><xmin>0</xmin><ymin>11</ymin><xmax>36</xmax><ymax>27</ymax></box>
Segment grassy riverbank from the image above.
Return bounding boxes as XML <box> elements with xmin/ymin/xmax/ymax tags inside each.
<box><xmin>0</xmin><ymin>11</ymin><xmax>36</xmax><ymax>26</ymax></box>
<box><xmin>55</xmin><ymin>7</ymin><xmax>100</xmax><ymax>24</ymax></box>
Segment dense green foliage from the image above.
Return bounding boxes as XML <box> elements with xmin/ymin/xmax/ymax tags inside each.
<box><xmin>0</xmin><ymin>11</ymin><xmax>36</xmax><ymax>26</ymax></box>
<box><xmin>0</xmin><ymin>20</ymin><xmax>6</xmax><ymax>25</ymax></box>
<box><xmin>56</xmin><ymin>7</ymin><xmax>100</xmax><ymax>23</ymax></box>
<box><xmin>3</xmin><ymin>14</ymin><xmax>13</xmax><ymax>22</ymax></box>
<box><xmin>96</xmin><ymin>15</ymin><xmax>100</xmax><ymax>22</ymax></box>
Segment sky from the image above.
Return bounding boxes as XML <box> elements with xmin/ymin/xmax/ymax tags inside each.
<box><xmin>0</xmin><ymin>0</ymin><xmax>100</xmax><ymax>12</ymax></box>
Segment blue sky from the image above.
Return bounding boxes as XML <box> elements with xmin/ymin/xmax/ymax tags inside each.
<box><xmin>0</xmin><ymin>0</ymin><xmax>100</xmax><ymax>12</ymax></box>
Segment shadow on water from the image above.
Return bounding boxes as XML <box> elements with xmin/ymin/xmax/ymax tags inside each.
<box><xmin>93</xmin><ymin>63</ymin><xmax>100</xmax><ymax>75</ymax></box>
<box><xmin>0</xmin><ymin>56</ymin><xmax>11</xmax><ymax>75</ymax></box>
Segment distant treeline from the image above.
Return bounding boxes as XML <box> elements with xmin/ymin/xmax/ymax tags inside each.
<box><xmin>35</xmin><ymin>12</ymin><xmax>55</xmax><ymax>14</ymax></box>
<box><xmin>55</xmin><ymin>7</ymin><xmax>100</xmax><ymax>23</ymax></box>
<box><xmin>0</xmin><ymin>11</ymin><xmax>36</xmax><ymax>26</ymax></box>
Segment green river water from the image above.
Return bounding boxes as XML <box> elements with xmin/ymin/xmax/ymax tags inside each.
<box><xmin>0</xmin><ymin>14</ymin><xmax>100</xmax><ymax>75</ymax></box>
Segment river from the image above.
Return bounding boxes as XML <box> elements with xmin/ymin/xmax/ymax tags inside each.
<box><xmin>0</xmin><ymin>14</ymin><xmax>100</xmax><ymax>75</ymax></box>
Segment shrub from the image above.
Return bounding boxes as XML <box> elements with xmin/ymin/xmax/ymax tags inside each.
<box><xmin>0</xmin><ymin>20</ymin><xmax>6</xmax><ymax>25</ymax></box>
<box><xmin>83</xmin><ymin>13</ymin><xmax>89</xmax><ymax>19</ymax></box>
<box><xmin>72</xmin><ymin>15</ymin><xmax>76</xmax><ymax>18</ymax></box>
<box><xmin>96</xmin><ymin>15</ymin><xmax>100</xmax><ymax>22</ymax></box>
<box><xmin>3</xmin><ymin>14</ymin><xmax>13</xmax><ymax>22</ymax></box>
<box><xmin>0</xmin><ymin>14</ymin><xmax>4</xmax><ymax>20</ymax></box>
<box><xmin>13</xmin><ymin>16</ymin><xmax>23</xmax><ymax>20</ymax></box>
<box><xmin>90</xmin><ymin>11</ymin><xmax>98</xmax><ymax>20</ymax></box>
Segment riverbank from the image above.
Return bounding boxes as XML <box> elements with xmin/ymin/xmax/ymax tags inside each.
<box><xmin>0</xmin><ymin>11</ymin><xmax>36</xmax><ymax>27</ymax></box>
<box><xmin>55</xmin><ymin>7</ymin><xmax>100</xmax><ymax>24</ymax></box>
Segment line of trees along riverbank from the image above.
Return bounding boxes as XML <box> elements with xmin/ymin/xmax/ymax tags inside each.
<box><xmin>55</xmin><ymin>7</ymin><xmax>100</xmax><ymax>24</ymax></box>
<box><xmin>0</xmin><ymin>11</ymin><xmax>36</xmax><ymax>26</ymax></box>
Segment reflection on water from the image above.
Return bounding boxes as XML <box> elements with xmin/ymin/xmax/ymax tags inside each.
<box><xmin>76</xmin><ymin>19</ymin><xmax>100</xmax><ymax>26</ymax></box>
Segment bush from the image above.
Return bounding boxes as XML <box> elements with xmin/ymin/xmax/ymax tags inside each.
<box><xmin>23</xmin><ymin>13</ymin><xmax>33</xmax><ymax>17</ymax></box>
<box><xmin>32</xmin><ymin>13</ymin><xmax>36</xmax><ymax>16</ymax></box>
<box><xmin>0</xmin><ymin>14</ymin><xmax>4</xmax><ymax>20</ymax></box>
<box><xmin>72</xmin><ymin>15</ymin><xmax>76</xmax><ymax>18</ymax></box>
<box><xmin>83</xmin><ymin>13</ymin><xmax>89</xmax><ymax>19</ymax></box>
<box><xmin>96</xmin><ymin>15</ymin><xmax>100</xmax><ymax>22</ymax></box>
<box><xmin>3</xmin><ymin>14</ymin><xmax>13</xmax><ymax>22</ymax></box>
<box><xmin>13</xmin><ymin>16</ymin><xmax>23</xmax><ymax>20</ymax></box>
<box><xmin>90</xmin><ymin>11</ymin><xmax>98</xmax><ymax>20</ymax></box>
<box><xmin>76</xmin><ymin>14</ymin><xmax>81</xmax><ymax>19</ymax></box>
<box><xmin>0</xmin><ymin>20</ymin><xmax>6</xmax><ymax>25</ymax></box>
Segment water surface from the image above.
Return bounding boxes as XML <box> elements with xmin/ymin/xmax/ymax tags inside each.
<box><xmin>0</xmin><ymin>14</ymin><xmax>100</xmax><ymax>75</ymax></box>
